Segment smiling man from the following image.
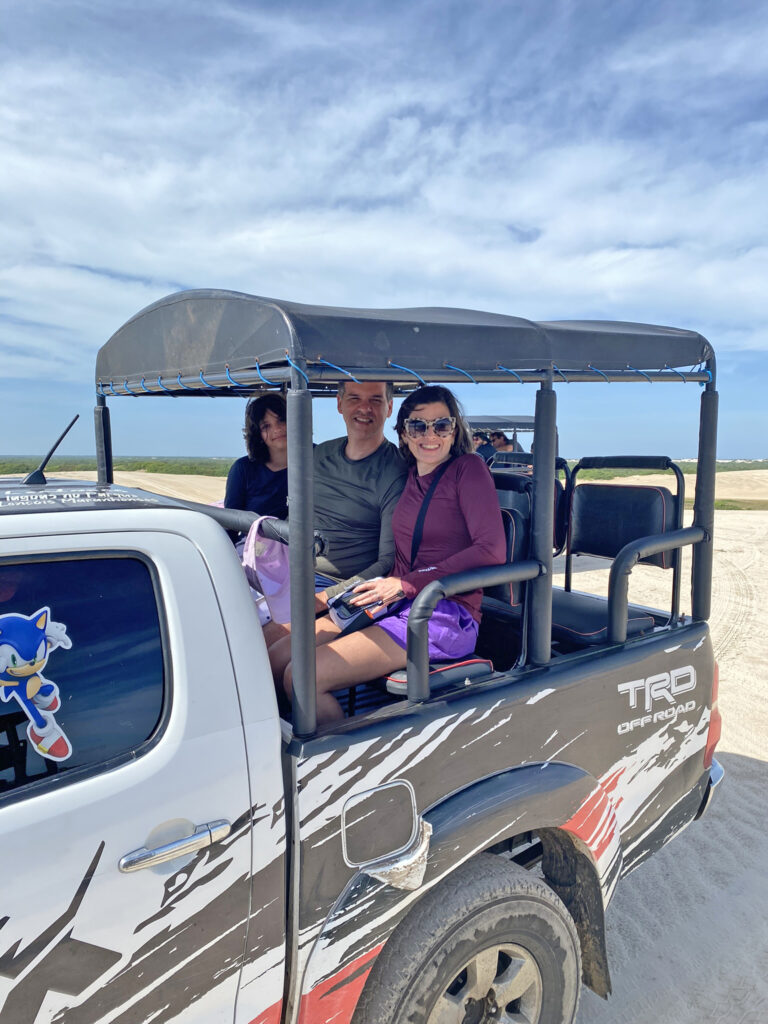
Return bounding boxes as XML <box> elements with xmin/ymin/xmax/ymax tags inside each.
<box><xmin>313</xmin><ymin>381</ymin><xmax>407</xmax><ymax>608</ymax></box>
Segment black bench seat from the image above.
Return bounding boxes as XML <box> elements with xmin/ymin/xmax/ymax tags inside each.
<box><xmin>480</xmin><ymin>589</ymin><xmax>658</xmax><ymax>650</ymax></box>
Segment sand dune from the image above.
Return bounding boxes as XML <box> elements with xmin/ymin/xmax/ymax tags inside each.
<box><xmin>52</xmin><ymin>470</ymin><xmax>227</xmax><ymax>504</ymax></box>
<box><xmin>590</xmin><ymin>468</ymin><xmax>768</xmax><ymax>502</ymax></box>
<box><xmin>51</xmin><ymin>467</ymin><xmax>768</xmax><ymax>504</ymax></box>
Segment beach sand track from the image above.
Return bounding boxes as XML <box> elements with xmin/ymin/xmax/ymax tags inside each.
<box><xmin>565</xmin><ymin>509</ymin><xmax>767</xmax><ymax>1022</ymax></box>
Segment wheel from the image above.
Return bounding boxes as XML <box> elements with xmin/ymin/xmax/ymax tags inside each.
<box><xmin>354</xmin><ymin>853</ymin><xmax>581</xmax><ymax>1024</ymax></box>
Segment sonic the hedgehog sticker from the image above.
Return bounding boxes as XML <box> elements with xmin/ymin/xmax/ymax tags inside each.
<box><xmin>0</xmin><ymin>607</ymin><xmax>72</xmax><ymax>762</ymax></box>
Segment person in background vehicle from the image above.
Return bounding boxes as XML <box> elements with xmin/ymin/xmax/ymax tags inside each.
<box><xmin>225</xmin><ymin>393</ymin><xmax>288</xmax><ymax>518</ymax></box>
<box><xmin>490</xmin><ymin>430</ymin><xmax>521</xmax><ymax>453</ymax></box>
<box><xmin>472</xmin><ymin>430</ymin><xmax>497</xmax><ymax>462</ymax></box>
<box><xmin>271</xmin><ymin>385</ymin><xmax>506</xmax><ymax>726</ymax></box>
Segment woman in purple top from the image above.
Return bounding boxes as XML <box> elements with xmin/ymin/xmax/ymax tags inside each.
<box><xmin>225</xmin><ymin>393</ymin><xmax>288</xmax><ymax>519</ymax></box>
<box><xmin>274</xmin><ymin>384</ymin><xmax>506</xmax><ymax>727</ymax></box>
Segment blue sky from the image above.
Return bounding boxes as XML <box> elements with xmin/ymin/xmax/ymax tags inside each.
<box><xmin>2</xmin><ymin>0</ymin><xmax>766</xmax><ymax>460</ymax></box>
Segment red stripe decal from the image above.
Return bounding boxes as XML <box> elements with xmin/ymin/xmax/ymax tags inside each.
<box><xmin>561</xmin><ymin>773</ymin><xmax>623</xmax><ymax>861</ymax></box>
<box><xmin>248</xmin><ymin>999</ymin><xmax>282</xmax><ymax>1024</ymax></box>
<box><xmin>298</xmin><ymin>944</ymin><xmax>384</xmax><ymax>1024</ymax></box>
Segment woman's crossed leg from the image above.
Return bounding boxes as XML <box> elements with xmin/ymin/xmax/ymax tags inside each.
<box><xmin>280</xmin><ymin>621</ymin><xmax>406</xmax><ymax>727</ymax></box>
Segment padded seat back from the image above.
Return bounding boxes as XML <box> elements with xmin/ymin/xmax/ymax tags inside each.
<box><xmin>553</xmin><ymin>478</ymin><xmax>567</xmax><ymax>552</ymax></box>
<box><xmin>569</xmin><ymin>483</ymin><xmax>676</xmax><ymax>568</ymax></box>
<box><xmin>491</xmin><ymin>469</ymin><xmax>532</xmax><ymax>517</ymax></box>
<box><xmin>484</xmin><ymin>508</ymin><xmax>528</xmax><ymax>606</ymax></box>
<box><xmin>492</xmin><ymin>469</ymin><xmax>568</xmax><ymax>554</ymax></box>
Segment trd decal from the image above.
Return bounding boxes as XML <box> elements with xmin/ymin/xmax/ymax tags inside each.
<box><xmin>618</xmin><ymin>665</ymin><xmax>696</xmax><ymax>712</ymax></box>
<box><xmin>617</xmin><ymin>666</ymin><xmax>697</xmax><ymax>734</ymax></box>
<box><xmin>0</xmin><ymin>842</ymin><xmax>120</xmax><ymax>1023</ymax></box>
<box><xmin>0</xmin><ymin>608</ymin><xmax>73</xmax><ymax>762</ymax></box>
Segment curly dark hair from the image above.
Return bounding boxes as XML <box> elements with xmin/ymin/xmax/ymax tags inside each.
<box><xmin>394</xmin><ymin>385</ymin><xmax>473</xmax><ymax>466</ymax></box>
<box><xmin>243</xmin><ymin>392</ymin><xmax>287</xmax><ymax>463</ymax></box>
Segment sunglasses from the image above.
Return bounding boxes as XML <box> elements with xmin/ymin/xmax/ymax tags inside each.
<box><xmin>403</xmin><ymin>416</ymin><xmax>457</xmax><ymax>439</ymax></box>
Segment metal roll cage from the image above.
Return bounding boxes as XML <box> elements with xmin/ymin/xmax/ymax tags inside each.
<box><xmin>93</xmin><ymin>292</ymin><xmax>718</xmax><ymax>737</ymax></box>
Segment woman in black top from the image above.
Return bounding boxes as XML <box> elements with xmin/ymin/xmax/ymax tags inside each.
<box><xmin>224</xmin><ymin>393</ymin><xmax>288</xmax><ymax>518</ymax></box>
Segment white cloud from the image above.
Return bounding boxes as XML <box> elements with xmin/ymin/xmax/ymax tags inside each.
<box><xmin>1</xmin><ymin>0</ymin><xmax>767</xmax><ymax>455</ymax></box>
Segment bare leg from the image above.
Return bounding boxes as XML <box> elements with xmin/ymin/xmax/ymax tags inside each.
<box><xmin>269</xmin><ymin>613</ymin><xmax>341</xmax><ymax>683</ymax></box>
<box><xmin>263</xmin><ymin>619</ymin><xmax>289</xmax><ymax>648</ymax></box>
<box><xmin>263</xmin><ymin>592</ymin><xmax>329</xmax><ymax>649</ymax></box>
<box><xmin>284</xmin><ymin>625</ymin><xmax>406</xmax><ymax>727</ymax></box>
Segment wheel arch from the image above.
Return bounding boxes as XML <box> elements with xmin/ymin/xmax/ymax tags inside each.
<box><xmin>298</xmin><ymin>762</ymin><xmax>619</xmax><ymax>1020</ymax></box>
<box><xmin>424</xmin><ymin>761</ymin><xmax>618</xmax><ymax>999</ymax></box>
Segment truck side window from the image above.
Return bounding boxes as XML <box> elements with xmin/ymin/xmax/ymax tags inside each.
<box><xmin>0</xmin><ymin>556</ymin><xmax>165</xmax><ymax>799</ymax></box>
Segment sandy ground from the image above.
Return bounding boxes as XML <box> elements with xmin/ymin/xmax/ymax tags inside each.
<box><xmin>565</xmin><ymin>510</ymin><xmax>768</xmax><ymax>1024</ymax></box>
<box><xmin>50</xmin><ymin>466</ymin><xmax>768</xmax><ymax>504</ymax></box>
<box><xmin>52</xmin><ymin>470</ymin><xmax>228</xmax><ymax>504</ymax></box>
<box><xmin>46</xmin><ymin>468</ymin><xmax>768</xmax><ymax>507</ymax></box>
<box><xmin>42</xmin><ymin>470</ymin><xmax>768</xmax><ymax>1020</ymax></box>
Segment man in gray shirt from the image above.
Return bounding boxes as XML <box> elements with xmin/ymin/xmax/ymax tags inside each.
<box><xmin>314</xmin><ymin>379</ymin><xmax>407</xmax><ymax>607</ymax></box>
<box><xmin>264</xmin><ymin>380</ymin><xmax>406</xmax><ymax>643</ymax></box>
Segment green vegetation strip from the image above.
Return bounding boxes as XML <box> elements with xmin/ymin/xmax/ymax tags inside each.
<box><xmin>0</xmin><ymin>457</ymin><xmax>232</xmax><ymax>477</ymax></box>
<box><xmin>2</xmin><ymin>457</ymin><xmax>767</xmax><ymax>483</ymax></box>
<box><xmin>576</xmin><ymin>461</ymin><xmax>768</xmax><ymax>479</ymax></box>
<box><xmin>682</xmin><ymin>498</ymin><xmax>768</xmax><ymax>511</ymax></box>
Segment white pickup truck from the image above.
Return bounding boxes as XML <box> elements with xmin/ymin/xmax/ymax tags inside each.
<box><xmin>0</xmin><ymin>290</ymin><xmax>723</xmax><ymax>1024</ymax></box>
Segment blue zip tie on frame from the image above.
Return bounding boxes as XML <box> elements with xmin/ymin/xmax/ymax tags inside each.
<box><xmin>588</xmin><ymin>364</ymin><xmax>610</xmax><ymax>382</ymax></box>
<box><xmin>255</xmin><ymin>361</ymin><xmax>281</xmax><ymax>387</ymax></box>
<box><xmin>199</xmin><ymin>369</ymin><xmax>222</xmax><ymax>389</ymax></box>
<box><xmin>388</xmin><ymin>361</ymin><xmax>426</xmax><ymax>385</ymax></box>
<box><xmin>626</xmin><ymin>364</ymin><xmax>653</xmax><ymax>383</ymax></box>
<box><xmin>177</xmin><ymin>373</ymin><xmax>197</xmax><ymax>391</ymax></box>
<box><xmin>140</xmin><ymin>377</ymin><xmax>152</xmax><ymax>394</ymax></box>
<box><xmin>553</xmin><ymin>364</ymin><xmax>570</xmax><ymax>383</ymax></box>
<box><xmin>444</xmin><ymin>362</ymin><xmax>478</xmax><ymax>383</ymax></box>
<box><xmin>97</xmin><ymin>381</ymin><xmax>105</xmax><ymax>396</ymax></box>
<box><xmin>225</xmin><ymin>365</ymin><xmax>249</xmax><ymax>387</ymax></box>
<box><xmin>157</xmin><ymin>376</ymin><xmax>174</xmax><ymax>394</ymax></box>
<box><xmin>664</xmin><ymin>364</ymin><xmax>688</xmax><ymax>382</ymax></box>
<box><xmin>497</xmin><ymin>364</ymin><xmax>523</xmax><ymax>383</ymax></box>
<box><xmin>316</xmin><ymin>358</ymin><xmax>360</xmax><ymax>382</ymax></box>
<box><xmin>108</xmin><ymin>381</ymin><xmax>118</xmax><ymax>397</ymax></box>
<box><xmin>690</xmin><ymin>363</ymin><xmax>713</xmax><ymax>387</ymax></box>
<box><xmin>285</xmin><ymin>355</ymin><xmax>310</xmax><ymax>387</ymax></box>
<box><xmin>123</xmin><ymin>379</ymin><xmax>138</xmax><ymax>396</ymax></box>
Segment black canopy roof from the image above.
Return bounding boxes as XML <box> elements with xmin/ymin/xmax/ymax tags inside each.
<box><xmin>95</xmin><ymin>289</ymin><xmax>714</xmax><ymax>395</ymax></box>
<box><xmin>468</xmin><ymin>416</ymin><xmax>536</xmax><ymax>432</ymax></box>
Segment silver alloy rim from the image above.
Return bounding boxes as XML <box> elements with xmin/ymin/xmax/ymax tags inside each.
<box><xmin>427</xmin><ymin>942</ymin><xmax>543</xmax><ymax>1023</ymax></box>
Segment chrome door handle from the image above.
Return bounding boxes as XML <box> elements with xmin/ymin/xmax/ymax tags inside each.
<box><xmin>119</xmin><ymin>820</ymin><xmax>231</xmax><ymax>873</ymax></box>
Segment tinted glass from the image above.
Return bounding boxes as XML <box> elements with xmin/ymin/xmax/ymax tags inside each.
<box><xmin>0</xmin><ymin>557</ymin><xmax>164</xmax><ymax>797</ymax></box>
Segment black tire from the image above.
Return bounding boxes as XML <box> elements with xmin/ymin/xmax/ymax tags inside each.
<box><xmin>353</xmin><ymin>853</ymin><xmax>581</xmax><ymax>1024</ymax></box>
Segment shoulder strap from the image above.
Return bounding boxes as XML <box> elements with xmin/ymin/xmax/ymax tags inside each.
<box><xmin>409</xmin><ymin>458</ymin><xmax>456</xmax><ymax>570</ymax></box>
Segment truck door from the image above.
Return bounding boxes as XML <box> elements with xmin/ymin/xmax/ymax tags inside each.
<box><xmin>0</xmin><ymin>528</ymin><xmax>286</xmax><ymax>1024</ymax></box>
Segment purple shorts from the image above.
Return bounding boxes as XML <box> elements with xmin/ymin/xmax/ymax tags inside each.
<box><xmin>375</xmin><ymin>598</ymin><xmax>479</xmax><ymax>661</ymax></box>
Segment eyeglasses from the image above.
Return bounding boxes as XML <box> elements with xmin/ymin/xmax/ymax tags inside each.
<box><xmin>403</xmin><ymin>416</ymin><xmax>457</xmax><ymax>439</ymax></box>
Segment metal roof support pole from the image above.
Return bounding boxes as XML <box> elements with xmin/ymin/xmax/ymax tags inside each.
<box><xmin>528</xmin><ymin>377</ymin><xmax>556</xmax><ymax>665</ymax></box>
<box><xmin>692</xmin><ymin>379</ymin><xmax>718</xmax><ymax>621</ymax></box>
<box><xmin>287</xmin><ymin>382</ymin><xmax>317</xmax><ymax>737</ymax></box>
<box><xmin>94</xmin><ymin>394</ymin><xmax>113</xmax><ymax>485</ymax></box>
